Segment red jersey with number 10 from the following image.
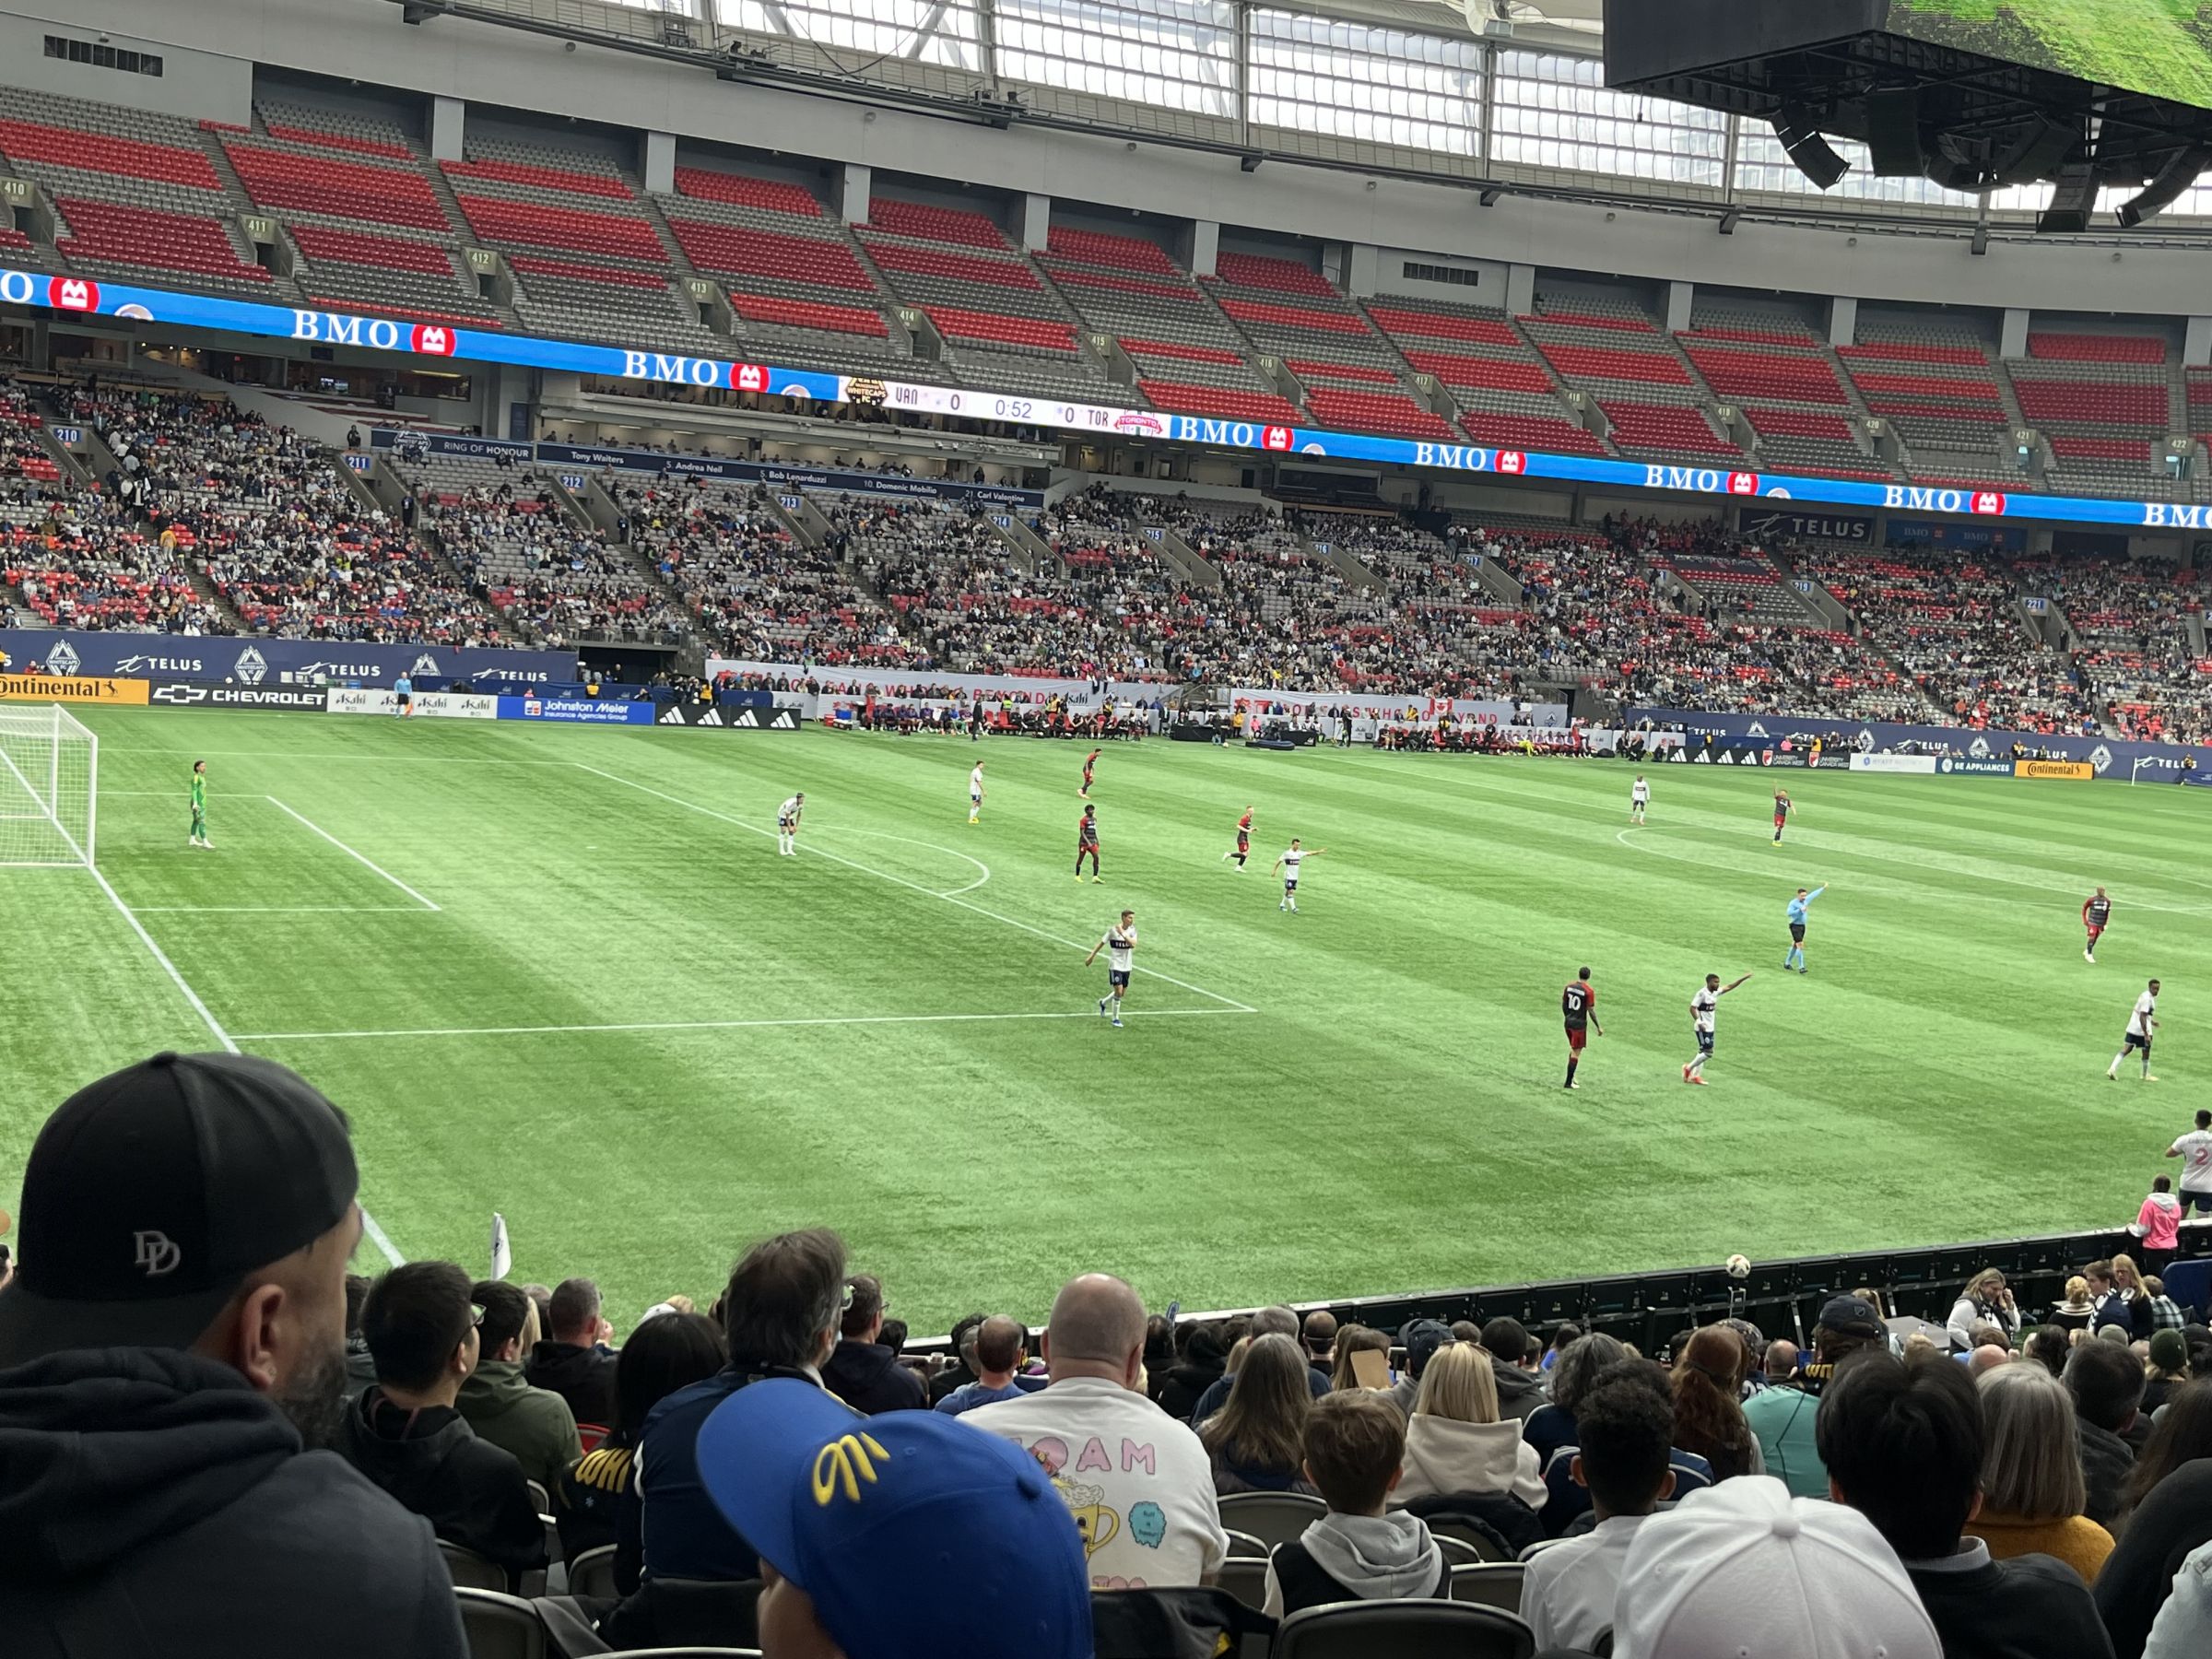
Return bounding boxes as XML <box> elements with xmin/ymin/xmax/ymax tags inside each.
<box><xmin>1562</xmin><ymin>982</ymin><xmax>1595</xmax><ymax>1029</ymax></box>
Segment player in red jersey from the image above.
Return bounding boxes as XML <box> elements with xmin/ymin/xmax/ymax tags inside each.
<box><xmin>2083</xmin><ymin>886</ymin><xmax>2112</xmax><ymax>963</ymax></box>
<box><xmin>1562</xmin><ymin>966</ymin><xmax>1603</xmax><ymax>1089</ymax></box>
<box><xmin>1076</xmin><ymin>804</ymin><xmax>1101</xmax><ymax>882</ymax></box>
<box><xmin>1080</xmin><ymin>747</ymin><xmax>1101</xmax><ymax>798</ymax></box>
<box><xmin>1771</xmin><ymin>789</ymin><xmax>1794</xmax><ymax>845</ymax></box>
<box><xmin>1220</xmin><ymin>806</ymin><xmax>1254</xmax><ymax>871</ymax></box>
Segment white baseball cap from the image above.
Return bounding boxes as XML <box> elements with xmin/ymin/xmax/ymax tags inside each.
<box><xmin>1613</xmin><ymin>1477</ymin><xmax>1939</xmax><ymax>1659</ymax></box>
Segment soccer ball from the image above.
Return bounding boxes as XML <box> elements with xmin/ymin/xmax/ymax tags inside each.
<box><xmin>1724</xmin><ymin>1253</ymin><xmax>1752</xmax><ymax>1281</ymax></box>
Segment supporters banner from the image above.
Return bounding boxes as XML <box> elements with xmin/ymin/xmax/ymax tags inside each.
<box><xmin>2017</xmin><ymin>759</ymin><xmax>2096</xmax><ymax>781</ymax></box>
<box><xmin>496</xmin><ymin>696</ymin><xmax>655</xmax><ymax>725</ymax></box>
<box><xmin>1628</xmin><ymin>707</ymin><xmax>2205</xmax><ymax>782</ymax></box>
<box><xmin>0</xmin><ymin>629</ymin><xmax>575</xmax><ymax>688</ymax></box>
<box><xmin>149</xmin><ymin>681</ymin><xmax>327</xmax><ymax>711</ymax></box>
<box><xmin>0</xmin><ymin>674</ymin><xmax>147</xmax><ymax>704</ymax></box>
<box><xmin>3</xmin><ymin>264</ymin><xmax>2206</xmax><ymax>533</ymax></box>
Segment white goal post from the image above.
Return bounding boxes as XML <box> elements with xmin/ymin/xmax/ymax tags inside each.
<box><xmin>0</xmin><ymin>704</ymin><xmax>98</xmax><ymax>868</ymax></box>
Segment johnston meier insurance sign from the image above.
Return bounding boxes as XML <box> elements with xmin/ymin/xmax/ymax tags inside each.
<box><xmin>2</xmin><ymin>265</ymin><xmax>2201</xmax><ymax>533</ymax></box>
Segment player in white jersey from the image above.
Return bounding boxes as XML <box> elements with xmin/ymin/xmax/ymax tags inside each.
<box><xmin>1085</xmin><ymin>910</ymin><xmax>1137</xmax><ymax>1028</ymax></box>
<box><xmin>1683</xmin><ymin>971</ymin><xmax>1752</xmax><ymax>1086</ymax></box>
<box><xmin>1273</xmin><ymin>839</ymin><xmax>1327</xmax><ymax>912</ymax></box>
<box><xmin>2109</xmin><ymin>978</ymin><xmax>2161</xmax><ymax>1082</ymax></box>
<box><xmin>968</xmin><ymin>761</ymin><xmax>985</xmax><ymax>825</ymax></box>
<box><xmin>776</xmin><ymin>792</ymin><xmax>805</xmax><ymax>856</ymax></box>
<box><xmin>1630</xmin><ymin>775</ymin><xmax>1651</xmax><ymax>825</ymax></box>
<box><xmin>2168</xmin><ymin>1108</ymin><xmax>2212</xmax><ymax>1218</ymax></box>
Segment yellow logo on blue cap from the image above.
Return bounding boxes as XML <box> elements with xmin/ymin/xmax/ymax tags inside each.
<box><xmin>812</xmin><ymin>1431</ymin><xmax>890</xmax><ymax>1505</ymax></box>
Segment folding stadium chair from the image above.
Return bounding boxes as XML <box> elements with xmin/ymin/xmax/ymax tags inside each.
<box><xmin>1431</xmin><ymin>1533</ymin><xmax>1491</xmax><ymax>1568</ymax></box>
<box><xmin>1216</xmin><ymin>1555</ymin><xmax>1272</xmax><ymax>1613</ymax></box>
<box><xmin>1422</xmin><ymin>1514</ymin><xmax>1510</xmax><ymax>1561</ymax></box>
<box><xmin>1516</xmin><ymin>1536</ymin><xmax>1571</xmax><ymax>1564</ymax></box>
<box><xmin>565</xmin><ymin>1544</ymin><xmax>620</xmax><ymax>1601</ymax></box>
<box><xmin>1448</xmin><ymin>1562</ymin><xmax>1526</xmax><ymax>1614</ymax></box>
<box><xmin>455</xmin><ymin>1588</ymin><xmax>548</xmax><ymax>1659</ymax></box>
<box><xmin>1225</xmin><ymin>1527</ymin><xmax>1271</xmax><ymax>1559</ymax></box>
<box><xmin>528</xmin><ymin>1479</ymin><xmax>554</xmax><ymax>1513</ymax></box>
<box><xmin>443</xmin><ymin>1540</ymin><xmax>515</xmax><ymax>1591</ymax></box>
<box><xmin>1218</xmin><ymin>1490</ymin><xmax>1327</xmax><ymax>1548</ymax></box>
<box><xmin>1271</xmin><ymin>1600</ymin><xmax>1535</xmax><ymax>1659</ymax></box>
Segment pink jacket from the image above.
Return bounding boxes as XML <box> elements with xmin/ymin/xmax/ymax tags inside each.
<box><xmin>2135</xmin><ymin>1192</ymin><xmax>2182</xmax><ymax>1253</ymax></box>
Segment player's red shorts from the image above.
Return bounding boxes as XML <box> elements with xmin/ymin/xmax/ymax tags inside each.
<box><xmin>1566</xmin><ymin>1025</ymin><xmax>1588</xmax><ymax>1053</ymax></box>
<box><xmin>2087</xmin><ymin>925</ymin><xmax>2104</xmax><ymax>944</ymax></box>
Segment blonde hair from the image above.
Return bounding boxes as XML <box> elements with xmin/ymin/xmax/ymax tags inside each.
<box><xmin>1411</xmin><ymin>1343</ymin><xmax>1500</xmax><ymax>1425</ymax></box>
<box><xmin>2112</xmin><ymin>1254</ymin><xmax>2143</xmax><ymax>1291</ymax></box>
<box><xmin>1969</xmin><ymin>1267</ymin><xmax>2006</xmax><ymax>1300</ymax></box>
<box><xmin>2064</xmin><ymin>1276</ymin><xmax>2089</xmax><ymax>1305</ymax></box>
<box><xmin>1977</xmin><ymin>1363</ymin><xmax>2087</xmax><ymax>1521</ymax></box>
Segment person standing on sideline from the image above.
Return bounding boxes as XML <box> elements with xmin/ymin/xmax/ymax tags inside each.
<box><xmin>1075</xmin><ymin>806</ymin><xmax>1101</xmax><ymax>883</ymax></box>
<box><xmin>2109</xmin><ymin>979</ymin><xmax>2160</xmax><ymax>1082</ymax></box>
<box><xmin>393</xmin><ymin>672</ymin><xmax>414</xmax><ymax>718</ymax></box>
<box><xmin>2168</xmin><ymin>1110</ymin><xmax>2212</xmax><ymax>1218</ymax></box>
<box><xmin>1783</xmin><ymin>884</ymin><xmax>1827</xmax><ymax>973</ymax></box>
<box><xmin>968</xmin><ymin>759</ymin><xmax>985</xmax><ymax>825</ymax></box>
<box><xmin>2085</xmin><ymin>887</ymin><xmax>2113</xmax><ymax>963</ymax></box>
<box><xmin>2133</xmin><ymin>1178</ymin><xmax>2183</xmax><ymax>1277</ymax></box>
<box><xmin>189</xmin><ymin>759</ymin><xmax>211</xmax><ymax>850</ymax></box>
<box><xmin>1086</xmin><ymin>911</ymin><xmax>1136</xmax><ymax>1029</ymax></box>
<box><xmin>776</xmin><ymin>792</ymin><xmax>804</xmax><ymax>857</ymax></box>
<box><xmin>1630</xmin><ymin>774</ymin><xmax>1650</xmax><ymax>825</ymax></box>
<box><xmin>1562</xmin><ymin>967</ymin><xmax>1602</xmax><ymax>1090</ymax></box>
<box><xmin>1275</xmin><ymin>839</ymin><xmax>1325</xmax><ymax>913</ymax></box>
<box><xmin>1685</xmin><ymin>971</ymin><xmax>1752</xmax><ymax>1086</ymax></box>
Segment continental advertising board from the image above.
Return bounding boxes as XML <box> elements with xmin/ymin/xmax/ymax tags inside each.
<box><xmin>0</xmin><ymin>674</ymin><xmax>147</xmax><ymax>704</ymax></box>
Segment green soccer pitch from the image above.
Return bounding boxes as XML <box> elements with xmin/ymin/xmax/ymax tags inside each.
<box><xmin>6</xmin><ymin>709</ymin><xmax>2207</xmax><ymax>1331</ymax></box>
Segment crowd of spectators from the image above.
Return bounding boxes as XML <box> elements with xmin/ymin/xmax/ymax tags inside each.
<box><xmin>17</xmin><ymin>1049</ymin><xmax>2212</xmax><ymax>1659</ymax></box>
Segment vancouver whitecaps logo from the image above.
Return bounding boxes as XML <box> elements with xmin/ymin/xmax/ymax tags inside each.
<box><xmin>234</xmin><ymin>646</ymin><xmax>267</xmax><ymax>686</ymax></box>
<box><xmin>2088</xmin><ymin>744</ymin><xmax>2114</xmax><ymax>775</ymax></box>
<box><xmin>46</xmin><ymin>640</ymin><xmax>81</xmax><ymax>676</ymax></box>
<box><xmin>410</xmin><ymin>653</ymin><xmax>440</xmax><ymax>677</ymax></box>
<box><xmin>1968</xmin><ymin>736</ymin><xmax>1992</xmax><ymax>759</ymax></box>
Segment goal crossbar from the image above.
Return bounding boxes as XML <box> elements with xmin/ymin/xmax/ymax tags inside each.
<box><xmin>0</xmin><ymin>704</ymin><xmax>99</xmax><ymax>868</ymax></box>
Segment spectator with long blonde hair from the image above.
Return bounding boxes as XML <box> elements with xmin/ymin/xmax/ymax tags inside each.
<box><xmin>1391</xmin><ymin>1343</ymin><xmax>1545</xmax><ymax>1508</ymax></box>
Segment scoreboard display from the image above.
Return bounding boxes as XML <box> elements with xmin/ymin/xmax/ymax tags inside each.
<box><xmin>1888</xmin><ymin>0</ymin><xmax>2212</xmax><ymax>112</ymax></box>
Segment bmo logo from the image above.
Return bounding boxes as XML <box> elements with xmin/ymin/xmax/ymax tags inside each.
<box><xmin>1971</xmin><ymin>490</ymin><xmax>2006</xmax><ymax>515</ymax></box>
<box><xmin>49</xmin><ymin>276</ymin><xmax>100</xmax><ymax>312</ymax></box>
<box><xmin>1262</xmin><ymin>426</ymin><xmax>1293</xmax><ymax>452</ymax></box>
<box><xmin>1496</xmin><ymin>451</ymin><xmax>1527</xmax><ymax>477</ymax></box>
<box><xmin>1727</xmin><ymin>472</ymin><xmax>1759</xmax><ymax>496</ymax></box>
<box><xmin>732</xmin><ymin>363</ymin><xmax>770</xmax><ymax>393</ymax></box>
<box><xmin>410</xmin><ymin>324</ymin><xmax>455</xmax><ymax>356</ymax></box>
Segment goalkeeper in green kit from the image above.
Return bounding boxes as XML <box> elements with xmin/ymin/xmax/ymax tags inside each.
<box><xmin>189</xmin><ymin>759</ymin><xmax>211</xmax><ymax>849</ymax></box>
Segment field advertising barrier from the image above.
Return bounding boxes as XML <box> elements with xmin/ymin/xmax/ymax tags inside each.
<box><xmin>1630</xmin><ymin>706</ymin><xmax>2212</xmax><ymax>784</ymax></box>
<box><xmin>14</xmin><ymin>265</ymin><xmax>2212</xmax><ymax>531</ymax></box>
<box><xmin>374</xmin><ymin>430</ymin><xmax>1042</xmax><ymax>511</ymax></box>
<box><xmin>0</xmin><ymin>674</ymin><xmax>146</xmax><ymax>705</ymax></box>
<box><xmin>0</xmin><ymin>629</ymin><xmax>576</xmax><ymax>688</ymax></box>
<box><xmin>1232</xmin><ymin>689</ymin><xmax>1569</xmax><ymax>725</ymax></box>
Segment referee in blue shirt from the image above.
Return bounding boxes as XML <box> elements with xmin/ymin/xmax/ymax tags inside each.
<box><xmin>1784</xmin><ymin>885</ymin><xmax>1827</xmax><ymax>973</ymax></box>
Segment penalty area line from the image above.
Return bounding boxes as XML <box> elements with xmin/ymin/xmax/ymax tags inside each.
<box><xmin>574</xmin><ymin>763</ymin><xmax>1256</xmax><ymax>1014</ymax></box>
<box><xmin>232</xmin><ymin>1007</ymin><xmax>1258</xmax><ymax>1042</ymax></box>
<box><xmin>264</xmin><ymin>796</ymin><xmax>441</xmax><ymax>912</ymax></box>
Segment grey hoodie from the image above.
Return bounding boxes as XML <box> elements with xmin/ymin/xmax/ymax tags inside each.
<box><xmin>1264</xmin><ymin>1511</ymin><xmax>1445</xmax><ymax>1618</ymax></box>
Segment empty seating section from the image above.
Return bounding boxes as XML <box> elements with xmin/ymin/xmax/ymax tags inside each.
<box><xmin>667</xmin><ymin>219</ymin><xmax>873</xmax><ymax>292</ymax></box>
<box><xmin>924</xmin><ymin>308</ymin><xmax>1076</xmax><ymax>352</ymax></box>
<box><xmin>441</xmin><ymin>157</ymin><xmax>631</xmax><ymax>201</ymax></box>
<box><xmin>284</xmin><ymin>223</ymin><xmax>504</xmax><ymax>324</ymax></box>
<box><xmin>2028</xmin><ymin>331</ymin><xmax>2165</xmax><ymax>364</ymax></box>
<box><xmin>289</xmin><ymin>224</ymin><xmax>455</xmax><ymax>276</ymax></box>
<box><xmin>1213</xmin><ymin>251</ymin><xmax>1336</xmax><ymax>298</ymax></box>
<box><xmin>226</xmin><ymin>141</ymin><xmax>450</xmax><ymax>231</ymax></box>
<box><xmin>865</xmin><ymin>197</ymin><xmax>1006</xmax><ymax>250</ymax></box>
<box><xmin>0</xmin><ymin>117</ymin><xmax>222</xmax><ymax>193</ymax></box>
<box><xmin>1537</xmin><ymin>340</ymin><xmax>1688</xmax><ymax>386</ymax></box>
<box><xmin>1045</xmin><ymin>226</ymin><xmax>1176</xmax><ymax>275</ymax></box>
<box><xmin>2011</xmin><ymin>337</ymin><xmax>2171</xmax><ymax>491</ymax></box>
<box><xmin>1137</xmin><ymin>382</ymin><xmax>1303</xmax><ymax>425</ymax></box>
<box><xmin>452</xmin><ymin>194</ymin><xmax>663</xmax><ymax>262</ymax></box>
<box><xmin>55</xmin><ymin>198</ymin><xmax>271</xmax><ymax>287</ymax></box>
<box><xmin>2010</xmin><ymin>375</ymin><xmax>2166</xmax><ymax>429</ymax></box>
<box><xmin>508</xmin><ymin>258</ymin><xmax>716</xmax><ymax>357</ymax></box>
<box><xmin>1602</xmin><ymin>400</ymin><xmax>1739</xmax><ymax>457</ymax></box>
<box><xmin>1679</xmin><ymin>342</ymin><xmax>1847</xmax><ymax>405</ymax></box>
<box><xmin>1402</xmin><ymin>351</ymin><xmax>1553</xmax><ymax>394</ymax></box>
<box><xmin>1119</xmin><ymin>338</ymin><xmax>1241</xmax><ymax>367</ymax></box>
<box><xmin>255</xmin><ymin>100</ymin><xmax>418</xmax><ymax>161</ymax></box>
<box><xmin>1217</xmin><ymin>297</ymin><xmax>1363</xmax><ymax>338</ymax></box>
<box><xmin>1839</xmin><ymin>328</ymin><xmax>2010</xmax><ymax>469</ymax></box>
<box><xmin>1458</xmin><ymin>410</ymin><xmax>1609</xmax><ymax>457</ymax></box>
<box><xmin>862</xmin><ymin>239</ymin><xmax>1039</xmax><ymax>292</ymax></box>
<box><xmin>673</xmin><ymin>166</ymin><xmax>820</xmax><ymax>217</ymax></box>
<box><xmin>1302</xmin><ymin>388</ymin><xmax>1453</xmax><ymax>441</ymax></box>
<box><xmin>1743</xmin><ymin>406</ymin><xmax>1881</xmax><ymax>477</ymax></box>
<box><xmin>1660</xmin><ymin>552</ymin><xmax>1811</xmax><ymax>626</ymax></box>
<box><xmin>0</xmin><ymin>227</ymin><xmax>27</xmax><ymax>252</ymax></box>
<box><xmin>731</xmin><ymin>293</ymin><xmax>888</xmax><ymax>337</ymax></box>
<box><xmin>1365</xmin><ymin>304</ymin><xmax>1522</xmax><ymax>348</ymax></box>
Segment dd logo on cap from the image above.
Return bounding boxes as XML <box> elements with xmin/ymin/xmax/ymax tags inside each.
<box><xmin>134</xmin><ymin>1230</ymin><xmax>181</xmax><ymax>1277</ymax></box>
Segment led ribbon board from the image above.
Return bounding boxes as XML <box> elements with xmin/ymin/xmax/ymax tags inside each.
<box><xmin>7</xmin><ymin>265</ymin><xmax>2201</xmax><ymax>530</ymax></box>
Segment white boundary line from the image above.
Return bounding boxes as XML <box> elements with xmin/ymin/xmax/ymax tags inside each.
<box><xmin>264</xmin><ymin>796</ymin><xmax>441</xmax><ymax>912</ymax></box>
<box><xmin>68</xmin><ymin>865</ymin><xmax>407</xmax><ymax>1266</ymax></box>
<box><xmin>235</xmin><ymin>1008</ymin><xmax>1247</xmax><ymax>1041</ymax></box>
<box><xmin>576</xmin><ymin>763</ymin><xmax>1256</xmax><ymax>1013</ymax></box>
<box><xmin>132</xmin><ymin>905</ymin><xmax>436</xmax><ymax>914</ymax></box>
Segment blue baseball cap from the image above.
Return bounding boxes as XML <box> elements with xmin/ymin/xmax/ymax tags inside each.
<box><xmin>697</xmin><ymin>1379</ymin><xmax>1092</xmax><ymax>1659</ymax></box>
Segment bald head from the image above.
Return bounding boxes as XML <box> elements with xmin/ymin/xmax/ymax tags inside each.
<box><xmin>1765</xmin><ymin>1339</ymin><xmax>1799</xmax><ymax>1378</ymax></box>
<box><xmin>974</xmin><ymin>1315</ymin><xmax>1027</xmax><ymax>1382</ymax></box>
<box><xmin>1042</xmin><ymin>1274</ymin><xmax>1147</xmax><ymax>1386</ymax></box>
<box><xmin>1969</xmin><ymin>1343</ymin><xmax>2013</xmax><ymax>1376</ymax></box>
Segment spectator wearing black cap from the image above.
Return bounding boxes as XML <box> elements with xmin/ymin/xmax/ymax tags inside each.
<box><xmin>458</xmin><ymin>1279</ymin><xmax>581</xmax><ymax>1494</ymax></box>
<box><xmin>1480</xmin><ymin>1317</ymin><xmax>1546</xmax><ymax>1421</ymax></box>
<box><xmin>0</xmin><ymin>1052</ymin><xmax>465</xmax><ymax>1659</ymax></box>
<box><xmin>1193</xmin><ymin>1306</ymin><xmax>1330</xmax><ymax>1424</ymax></box>
<box><xmin>1818</xmin><ymin>1348</ymin><xmax>2113</xmax><ymax>1659</ymax></box>
<box><xmin>337</xmin><ymin>1262</ymin><xmax>547</xmax><ymax>1585</ymax></box>
<box><xmin>527</xmin><ymin>1276</ymin><xmax>619</xmax><ymax>1434</ymax></box>
<box><xmin>1740</xmin><ymin>1293</ymin><xmax>1888</xmax><ymax>1498</ymax></box>
<box><xmin>634</xmin><ymin>1228</ymin><xmax>848</xmax><ymax>1583</ymax></box>
<box><xmin>821</xmin><ymin>1273</ymin><xmax>926</xmax><ymax>1415</ymax></box>
<box><xmin>2068</xmin><ymin>1340</ymin><xmax>2145</xmax><ymax>1530</ymax></box>
<box><xmin>1385</xmin><ymin>1318</ymin><xmax>1453</xmax><ymax>1416</ymax></box>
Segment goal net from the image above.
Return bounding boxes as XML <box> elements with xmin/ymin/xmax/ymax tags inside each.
<box><xmin>0</xmin><ymin>704</ymin><xmax>98</xmax><ymax>868</ymax></box>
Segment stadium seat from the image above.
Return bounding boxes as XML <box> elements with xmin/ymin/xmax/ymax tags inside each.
<box><xmin>1218</xmin><ymin>1490</ymin><xmax>1327</xmax><ymax>1547</ymax></box>
<box><xmin>454</xmin><ymin>1589</ymin><xmax>546</xmax><ymax>1659</ymax></box>
<box><xmin>1214</xmin><ymin>1555</ymin><xmax>1271</xmax><ymax>1613</ymax></box>
<box><xmin>564</xmin><ymin>1544</ymin><xmax>619</xmax><ymax>1601</ymax></box>
<box><xmin>1448</xmin><ymin>1562</ymin><xmax>1527</xmax><ymax>1612</ymax></box>
<box><xmin>1271</xmin><ymin>1600</ymin><xmax>1536</xmax><ymax>1659</ymax></box>
<box><xmin>441</xmin><ymin>1541</ymin><xmax>513</xmax><ymax>1592</ymax></box>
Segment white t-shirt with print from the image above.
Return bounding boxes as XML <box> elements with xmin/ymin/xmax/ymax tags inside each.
<box><xmin>961</xmin><ymin>1377</ymin><xmax>1228</xmax><ymax>1591</ymax></box>
<box><xmin>2172</xmin><ymin>1129</ymin><xmax>2212</xmax><ymax>1192</ymax></box>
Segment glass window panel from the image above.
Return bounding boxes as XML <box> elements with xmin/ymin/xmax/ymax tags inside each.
<box><xmin>1248</xmin><ymin>8</ymin><xmax>1483</xmax><ymax>158</ymax></box>
<box><xmin>1489</xmin><ymin>48</ymin><xmax>1724</xmax><ymax>184</ymax></box>
<box><xmin>994</xmin><ymin>0</ymin><xmax>1237</xmax><ymax>117</ymax></box>
<box><xmin>716</xmin><ymin>0</ymin><xmax>978</xmax><ymax>68</ymax></box>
